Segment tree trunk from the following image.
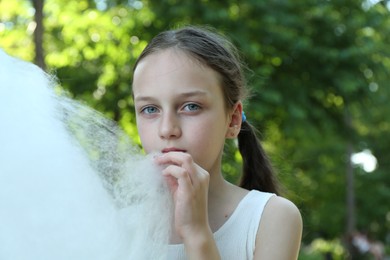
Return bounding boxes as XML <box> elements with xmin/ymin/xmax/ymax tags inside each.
<box><xmin>345</xmin><ymin>107</ymin><xmax>356</xmax><ymax>258</ymax></box>
<box><xmin>31</xmin><ymin>0</ymin><xmax>45</xmax><ymax>71</ymax></box>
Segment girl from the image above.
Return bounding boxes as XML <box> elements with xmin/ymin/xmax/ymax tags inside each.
<box><xmin>132</xmin><ymin>26</ymin><xmax>302</xmax><ymax>259</ymax></box>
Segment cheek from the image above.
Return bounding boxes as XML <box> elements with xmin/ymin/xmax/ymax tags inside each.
<box><xmin>188</xmin><ymin>124</ymin><xmax>226</xmax><ymax>171</ymax></box>
<box><xmin>137</xmin><ymin>121</ymin><xmax>155</xmax><ymax>151</ymax></box>
<box><xmin>190</xmin><ymin>119</ymin><xmax>226</xmax><ymax>149</ymax></box>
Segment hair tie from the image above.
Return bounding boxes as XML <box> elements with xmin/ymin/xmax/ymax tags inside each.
<box><xmin>242</xmin><ymin>111</ymin><xmax>247</xmax><ymax>123</ymax></box>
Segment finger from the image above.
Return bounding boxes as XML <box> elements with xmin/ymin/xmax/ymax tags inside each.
<box><xmin>163</xmin><ymin>174</ymin><xmax>178</xmax><ymax>193</ymax></box>
<box><xmin>162</xmin><ymin>164</ymin><xmax>193</xmax><ymax>192</ymax></box>
<box><xmin>156</xmin><ymin>152</ymin><xmax>196</xmax><ymax>178</ymax></box>
<box><xmin>156</xmin><ymin>152</ymin><xmax>209</xmax><ymax>186</ymax></box>
<box><xmin>155</xmin><ymin>151</ymin><xmax>192</xmax><ymax>166</ymax></box>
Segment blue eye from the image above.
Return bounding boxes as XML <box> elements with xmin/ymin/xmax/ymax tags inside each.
<box><xmin>183</xmin><ymin>103</ymin><xmax>200</xmax><ymax>111</ymax></box>
<box><xmin>141</xmin><ymin>106</ymin><xmax>159</xmax><ymax>114</ymax></box>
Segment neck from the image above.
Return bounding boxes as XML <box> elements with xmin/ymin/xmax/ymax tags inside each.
<box><xmin>206</xmin><ymin>157</ymin><xmax>249</xmax><ymax>233</ymax></box>
<box><xmin>206</xmin><ymin>155</ymin><xmax>231</xmax><ymax>200</ymax></box>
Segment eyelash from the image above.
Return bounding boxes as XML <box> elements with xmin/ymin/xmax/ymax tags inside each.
<box><xmin>140</xmin><ymin>106</ymin><xmax>159</xmax><ymax>114</ymax></box>
<box><xmin>183</xmin><ymin>103</ymin><xmax>201</xmax><ymax>112</ymax></box>
<box><xmin>139</xmin><ymin>103</ymin><xmax>201</xmax><ymax>115</ymax></box>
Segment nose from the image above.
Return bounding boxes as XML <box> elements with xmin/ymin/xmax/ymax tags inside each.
<box><xmin>158</xmin><ymin>112</ymin><xmax>182</xmax><ymax>139</ymax></box>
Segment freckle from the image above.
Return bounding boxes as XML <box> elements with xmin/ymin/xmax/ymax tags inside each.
<box><xmin>225</xmin><ymin>214</ymin><xmax>229</xmax><ymax>218</ymax></box>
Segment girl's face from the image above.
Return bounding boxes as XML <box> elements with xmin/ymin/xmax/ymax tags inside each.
<box><xmin>133</xmin><ymin>49</ymin><xmax>237</xmax><ymax>174</ymax></box>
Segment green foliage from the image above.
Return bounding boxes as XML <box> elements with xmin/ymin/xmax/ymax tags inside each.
<box><xmin>0</xmin><ymin>0</ymin><xmax>35</xmax><ymax>60</ymax></box>
<box><xmin>299</xmin><ymin>238</ymin><xmax>347</xmax><ymax>260</ymax></box>
<box><xmin>143</xmin><ymin>0</ymin><xmax>390</xmax><ymax>244</ymax></box>
<box><xmin>1</xmin><ymin>0</ymin><xmax>389</xmax><ymax>249</ymax></box>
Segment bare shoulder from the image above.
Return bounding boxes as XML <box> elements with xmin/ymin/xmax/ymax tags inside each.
<box><xmin>263</xmin><ymin>196</ymin><xmax>302</xmax><ymax>224</ymax></box>
<box><xmin>254</xmin><ymin>195</ymin><xmax>303</xmax><ymax>260</ymax></box>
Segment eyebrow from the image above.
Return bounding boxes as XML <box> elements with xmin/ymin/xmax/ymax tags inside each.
<box><xmin>134</xmin><ymin>90</ymin><xmax>209</xmax><ymax>102</ymax></box>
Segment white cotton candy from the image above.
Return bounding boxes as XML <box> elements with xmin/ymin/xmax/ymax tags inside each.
<box><xmin>0</xmin><ymin>49</ymin><xmax>173</xmax><ymax>260</ymax></box>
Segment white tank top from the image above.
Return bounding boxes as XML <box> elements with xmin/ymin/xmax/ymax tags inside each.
<box><xmin>167</xmin><ymin>190</ymin><xmax>275</xmax><ymax>260</ymax></box>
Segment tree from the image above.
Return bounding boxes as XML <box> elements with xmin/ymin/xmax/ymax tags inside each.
<box><xmin>32</xmin><ymin>0</ymin><xmax>45</xmax><ymax>70</ymax></box>
<box><xmin>144</xmin><ymin>0</ymin><xmax>390</xmax><ymax>244</ymax></box>
<box><xmin>1</xmin><ymin>0</ymin><xmax>389</xmax><ymax>250</ymax></box>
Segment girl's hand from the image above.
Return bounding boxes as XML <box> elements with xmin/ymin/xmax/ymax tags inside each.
<box><xmin>155</xmin><ymin>151</ymin><xmax>210</xmax><ymax>241</ymax></box>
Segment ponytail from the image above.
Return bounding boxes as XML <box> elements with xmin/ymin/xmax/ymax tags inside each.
<box><xmin>238</xmin><ymin>121</ymin><xmax>280</xmax><ymax>195</ymax></box>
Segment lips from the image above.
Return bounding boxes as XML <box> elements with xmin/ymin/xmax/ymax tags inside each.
<box><xmin>161</xmin><ymin>147</ymin><xmax>187</xmax><ymax>153</ymax></box>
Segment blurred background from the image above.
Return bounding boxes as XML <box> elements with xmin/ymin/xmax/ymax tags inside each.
<box><xmin>1</xmin><ymin>0</ymin><xmax>389</xmax><ymax>259</ymax></box>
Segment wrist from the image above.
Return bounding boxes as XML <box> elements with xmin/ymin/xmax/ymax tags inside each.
<box><xmin>182</xmin><ymin>227</ymin><xmax>221</xmax><ymax>260</ymax></box>
<box><xmin>181</xmin><ymin>225</ymin><xmax>212</xmax><ymax>244</ymax></box>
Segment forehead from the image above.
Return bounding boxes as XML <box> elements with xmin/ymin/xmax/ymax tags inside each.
<box><xmin>132</xmin><ymin>49</ymin><xmax>222</xmax><ymax>97</ymax></box>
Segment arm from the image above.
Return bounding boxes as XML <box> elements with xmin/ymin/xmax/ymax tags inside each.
<box><xmin>254</xmin><ymin>196</ymin><xmax>302</xmax><ymax>260</ymax></box>
<box><xmin>156</xmin><ymin>152</ymin><xmax>221</xmax><ymax>260</ymax></box>
<box><xmin>182</xmin><ymin>227</ymin><xmax>220</xmax><ymax>260</ymax></box>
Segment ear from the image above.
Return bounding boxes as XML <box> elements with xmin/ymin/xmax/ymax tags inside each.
<box><xmin>225</xmin><ymin>101</ymin><xmax>243</xmax><ymax>139</ymax></box>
